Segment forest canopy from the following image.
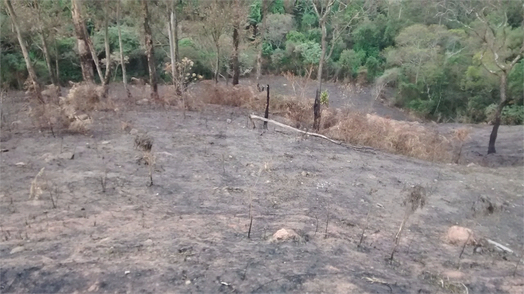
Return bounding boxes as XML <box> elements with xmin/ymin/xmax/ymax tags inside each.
<box><xmin>1</xmin><ymin>0</ymin><xmax>523</xmax><ymax>124</ymax></box>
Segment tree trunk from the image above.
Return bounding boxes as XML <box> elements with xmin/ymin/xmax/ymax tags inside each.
<box><xmin>102</xmin><ymin>0</ymin><xmax>111</xmax><ymax>86</ymax></box>
<box><xmin>55</xmin><ymin>39</ymin><xmax>60</xmax><ymax>85</ymax></box>
<box><xmin>141</xmin><ymin>0</ymin><xmax>159</xmax><ymax>101</ymax></box>
<box><xmin>71</xmin><ymin>0</ymin><xmax>94</xmax><ymax>83</ymax></box>
<box><xmin>173</xmin><ymin>1</ymin><xmax>179</xmax><ymax>70</ymax></box>
<box><xmin>168</xmin><ymin>1</ymin><xmax>177</xmax><ymax>90</ymax></box>
<box><xmin>215</xmin><ymin>43</ymin><xmax>220</xmax><ymax>84</ymax></box>
<box><xmin>488</xmin><ymin>72</ymin><xmax>508</xmax><ymax>154</ymax></box>
<box><xmin>40</xmin><ymin>33</ymin><xmax>58</xmax><ymax>86</ymax></box>
<box><xmin>5</xmin><ymin>0</ymin><xmax>43</xmax><ymax>103</ymax></box>
<box><xmin>313</xmin><ymin>89</ymin><xmax>321</xmax><ymax>131</ymax></box>
<box><xmin>232</xmin><ymin>24</ymin><xmax>240</xmax><ymax>85</ymax></box>
<box><xmin>317</xmin><ymin>20</ymin><xmax>327</xmax><ymax>92</ymax></box>
<box><xmin>255</xmin><ymin>0</ymin><xmax>268</xmax><ymax>82</ymax></box>
<box><xmin>168</xmin><ymin>19</ymin><xmax>176</xmax><ymax>84</ymax></box>
<box><xmin>116</xmin><ymin>0</ymin><xmax>130</xmax><ymax>99</ymax></box>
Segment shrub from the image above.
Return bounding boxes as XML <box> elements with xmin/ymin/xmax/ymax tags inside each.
<box><xmin>485</xmin><ymin>104</ymin><xmax>524</xmax><ymax>125</ymax></box>
<box><xmin>320</xmin><ymin>90</ymin><xmax>329</xmax><ymax>106</ymax></box>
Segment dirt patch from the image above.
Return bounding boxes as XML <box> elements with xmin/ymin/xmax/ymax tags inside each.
<box><xmin>0</xmin><ymin>84</ymin><xmax>523</xmax><ymax>293</ymax></box>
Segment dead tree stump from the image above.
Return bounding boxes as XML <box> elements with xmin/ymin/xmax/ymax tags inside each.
<box><xmin>313</xmin><ymin>89</ymin><xmax>321</xmax><ymax>131</ymax></box>
<box><xmin>264</xmin><ymin>84</ymin><xmax>270</xmax><ymax>129</ymax></box>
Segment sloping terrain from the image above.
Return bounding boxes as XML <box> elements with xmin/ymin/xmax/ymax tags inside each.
<box><xmin>0</xmin><ymin>86</ymin><xmax>522</xmax><ymax>293</ymax></box>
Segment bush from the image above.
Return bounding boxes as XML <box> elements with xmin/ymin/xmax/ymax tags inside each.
<box><xmin>320</xmin><ymin>90</ymin><xmax>329</xmax><ymax>106</ymax></box>
<box><xmin>485</xmin><ymin>104</ymin><xmax>524</xmax><ymax>125</ymax></box>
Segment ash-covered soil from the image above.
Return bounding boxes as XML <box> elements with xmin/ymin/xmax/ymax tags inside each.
<box><xmin>0</xmin><ymin>84</ymin><xmax>523</xmax><ymax>293</ymax></box>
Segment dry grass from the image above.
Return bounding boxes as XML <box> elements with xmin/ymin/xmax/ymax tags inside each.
<box><xmin>199</xmin><ymin>81</ymin><xmax>259</xmax><ymax>108</ymax></box>
<box><xmin>323</xmin><ymin>112</ymin><xmax>453</xmax><ymax>161</ymax></box>
<box><xmin>29</xmin><ymin>167</ymin><xmax>46</xmax><ymax>200</ymax></box>
<box><xmin>187</xmin><ymin>82</ymin><xmax>459</xmax><ymax>162</ymax></box>
<box><xmin>29</xmin><ymin>82</ymin><xmax>112</xmax><ymax>134</ymax></box>
<box><xmin>162</xmin><ymin>85</ymin><xmax>205</xmax><ymax>111</ymax></box>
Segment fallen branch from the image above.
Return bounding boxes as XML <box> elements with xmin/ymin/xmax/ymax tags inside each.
<box><xmin>249</xmin><ymin>114</ymin><xmax>375</xmax><ymax>153</ymax></box>
<box><xmin>486</xmin><ymin>239</ymin><xmax>514</xmax><ymax>254</ymax></box>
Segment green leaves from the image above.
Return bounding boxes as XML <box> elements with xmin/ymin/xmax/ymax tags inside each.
<box><xmin>295</xmin><ymin>41</ymin><xmax>321</xmax><ymax>65</ymax></box>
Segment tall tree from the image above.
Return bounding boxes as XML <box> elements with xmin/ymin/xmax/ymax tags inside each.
<box><xmin>255</xmin><ymin>0</ymin><xmax>268</xmax><ymax>82</ymax></box>
<box><xmin>102</xmin><ymin>0</ymin><xmax>111</xmax><ymax>85</ymax></box>
<box><xmin>310</xmin><ymin>0</ymin><xmax>336</xmax><ymax>92</ymax></box>
<box><xmin>116</xmin><ymin>0</ymin><xmax>130</xmax><ymax>98</ymax></box>
<box><xmin>141</xmin><ymin>0</ymin><xmax>159</xmax><ymax>101</ymax></box>
<box><xmin>71</xmin><ymin>0</ymin><xmax>95</xmax><ymax>82</ymax></box>
<box><xmin>33</xmin><ymin>0</ymin><xmax>59</xmax><ymax>86</ymax></box>
<box><xmin>202</xmin><ymin>0</ymin><xmax>231</xmax><ymax>83</ymax></box>
<box><xmin>230</xmin><ymin>0</ymin><xmax>248</xmax><ymax>85</ymax></box>
<box><xmin>4</xmin><ymin>0</ymin><xmax>43</xmax><ymax>103</ymax></box>
<box><xmin>441</xmin><ymin>0</ymin><xmax>524</xmax><ymax>154</ymax></box>
<box><xmin>167</xmin><ymin>0</ymin><xmax>179</xmax><ymax>91</ymax></box>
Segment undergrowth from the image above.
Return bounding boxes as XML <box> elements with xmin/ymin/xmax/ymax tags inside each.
<box><xmin>185</xmin><ymin>82</ymin><xmax>466</xmax><ymax>162</ymax></box>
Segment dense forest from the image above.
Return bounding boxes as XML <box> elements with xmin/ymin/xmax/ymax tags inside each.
<box><xmin>1</xmin><ymin>0</ymin><xmax>523</xmax><ymax>126</ymax></box>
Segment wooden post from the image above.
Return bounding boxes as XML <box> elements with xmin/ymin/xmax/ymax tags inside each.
<box><xmin>313</xmin><ymin>89</ymin><xmax>321</xmax><ymax>131</ymax></box>
<box><xmin>264</xmin><ymin>84</ymin><xmax>270</xmax><ymax>129</ymax></box>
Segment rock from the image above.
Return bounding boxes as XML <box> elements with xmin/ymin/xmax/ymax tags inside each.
<box><xmin>58</xmin><ymin>152</ymin><xmax>74</xmax><ymax>160</ymax></box>
<box><xmin>467</xmin><ymin>163</ymin><xmax>476</xmax><ymax>167</ymax></box>
<box><xmin>10</xmin><ymin>246</ymin><xmax>24</xmax><ymax>254</ymax></box>
<box><xmin>88</xmin><ymin>281</ymin><xmax>100</xmax><ymax>292</ymax></box>
<box><xmin>445</xmin><ymin>226</ymin><xmax>476</xmax><ymax>245</ymax></box>
<box><xmin>143</xmin><ymin>239</ymin><xmax>153</xmax><ymax>246</ymax></box>
<box><xmin>77</xmin><ymin>114</ymin><xmax>89</xmax><ymax>121</ymax></box>
<box><xmin>130</xmin><ymin>129</ymin><xmax>139</xmax><ymax>136</ymax></box>
<box><xmin>136</xmin><ymin>99</ymin><xmax>149</xmax><ymax>105</ymax></box>
<box><xmin>185</xmin><ymin>280</ymin><xmax>191</xmax><ymax>285</ymax></box>
<box><xmin>269</xmin><ymin>228</ymin><xmax>300</xmax><ymax>243</ymax></box>
<box><xmin>443</xmin><ymin>270</ymin><xmax>464</xmax><ymax>279</ymax></box>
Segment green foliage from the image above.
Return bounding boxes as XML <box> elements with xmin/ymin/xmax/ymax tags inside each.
<box><xmin>320</xmin><ymin>90</ymin><xmax>329</xmax><ymax>106</ymax></box>
<box><xmin>508</xmin><ymin>60</ymin><xmax>523</xmax><ymax>104</ymax></box>
<box><xmin>249</xmin><ymin>0</ymin><xmax>262</xmax><ymax>24</ymax></box>
<box><xmin>295</xmin><ymin>41</ymin><xmax>321</xmax><ymax>65</ymax></box>
<box><xmin>262</xmin><ymin>42</ymin><xmax>274</xmax><ymax>57</ymax></box>
<box><xmin>338</xmin><ymin>49</ymin><xmax>365</xmax><ymax>77</ymax></box>
<box><xmin>286</xmin><ymin>31</ymin><xmax>307</xmax><ymax>44</ymax></box>
<box><xmin>0</xmin><ymin>0</ymin><xmax>518</xmax><ymax>126</ymax></box>
<box><xmin>301</xmin><ymin>12</ymin><xmax>317</xmax><ymax>29</ymax></box>
<box><xmin>269</xmin><ymin>0</ymin><xmax>285</xmax><ymax>14</ymax></box>
<box><xmin>92</xmin><ymin>25</ymin><xmax>141</xmax><ymax>58</ymax></box>
<box><xmin>364</xmin><ymin>56</ymin><xmax>381</xmax><ymax>81</ymax></box>
<box><xmin>485</xmin><ymin>104</ymin><xmax>524</xmax><ymax>125</ymax></box>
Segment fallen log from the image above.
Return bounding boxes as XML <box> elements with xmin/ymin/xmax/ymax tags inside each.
<box><xmin>248</xmin><ymin>114</ymin><xmax>375</xmax><ymax>153</ymax></box>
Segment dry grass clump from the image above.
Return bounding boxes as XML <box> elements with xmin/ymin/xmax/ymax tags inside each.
<box><xmin>270</xmin><ymin>95</ymin><xmax>313</xmax><ymax>129</ymax></box>
<box><xmin>199</xmin><ymin>81</ymin><xmax>258</xmax><ymax>108</ymax></box>
<box><xmin>162</xmin><ymin>85</ymin><xmax>205</xmax><ymax>111</ymax></box>
<box><xmin>29</xmin><ymin>82</ymin><xmax>110</xmax><ymax>134</ymax></box>
<box><xmin>323</xmin><ymin>111</ymin><xmax>453</xmax><ymax>161</ymax></box>
<box><xmin>64</xmin><ymin>82</ymin><xmax>110</xmax><ymax>112</ymax></box>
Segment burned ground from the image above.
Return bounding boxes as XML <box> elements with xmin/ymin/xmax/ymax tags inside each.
<box><xmin>0</xmin><ymin>82</ymin><xmax>523</xmax><ymax>293</ymax></box>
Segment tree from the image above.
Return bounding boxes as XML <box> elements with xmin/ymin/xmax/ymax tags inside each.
<box><xmin>254</xmin><ymin>0</ymin><xmax>268</xmax><ymax>81</ymax></box>
<box><xmin>441</xmin><ymin>0</ymin><xmax>524</xmax><ymax>153</ymax></box>
<box><xmin>32</xmin><ymin>0</ymin><xmax>59</xmax><ymax>86</ymax></box>
<box><xmin>167</xmin><ymin>0</ymin><xmax>179</xmax><ymax>88</ymax></box>
<box><xmin>310</xmin><ymin>0</ymin><xmax>336</xmax><ymax>91</ymax></box>
<box><xmin>201</xmin><ymin>0</ymin><xmax>231</xmax><ymax>83</ymax></box>
<box><xmin>116</xmin><ymin>0</ymin><xmax>130</xmax><ymax>98</ymax></box>
<box><xmin>141</xmin><ymin>0</ymin><xmax>159</xmax><ymax>101</ymax></box>
<box><xmin>4</xmin><ymin>0</ymin><xmax>43</xmax><ymax>102</ymax></box>
<box><xmin>71</xmin><ymin>0</ymin><xmax>95</xmax><ymax>82</ymax></box>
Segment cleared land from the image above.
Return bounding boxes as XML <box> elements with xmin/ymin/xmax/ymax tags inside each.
<box><xmin>1</xmin><ymin>79</ymin><xmax>523</xmax><ymax>293</ymax></box>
